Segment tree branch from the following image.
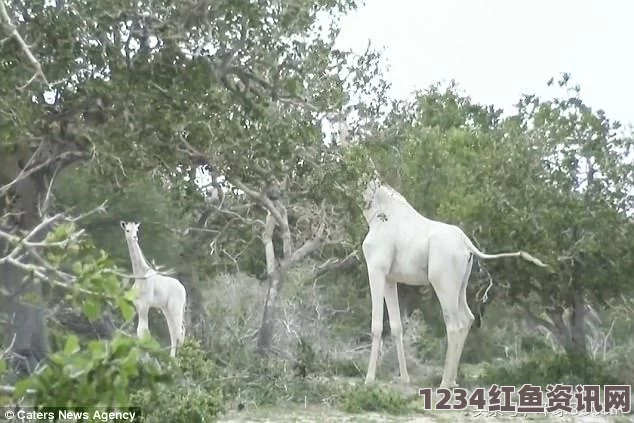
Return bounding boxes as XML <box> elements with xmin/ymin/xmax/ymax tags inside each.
<box><xmin>277</xmin><ymin>201</ymin><xmax>292</xmax><ymax>258</ymax></box>
<box><xmin>177</xmin><ymin>136</ymin><xmax>287</xmax><ymax>227</ymax></box>
<box><xmin>263</xmin><ymin>211</ymin><xmax>276</xmax><ymax>276</ymax></box>
<box><xmin>0</xmin><ymin>200</ymin><xmax>111</xmax><ymax>297</ymax></box>
<box><xmin>281</xmin><ymin>237</ymin><xmax>322</xmax><ymax>272</ymax></box>
<box><xmin>0</xmin><ymin>1</ymin><xmax>49</xmax><ymax>90</ymax></box>
<box><xmin>231</xmin><ymin>179</ymin><xmax>286</xmax><ymax>228</ymax></box>
<box><xmin>0</xmin><ymin>384</ymin><xmax>37</xmax><ymax>396</ymax></box>
<box><xmin>0</xmin><ymin>150</ymin><xmax>86</xmax><ymax>198</ymax></box>
<box><xmin>521</xmin><ymin>305</ymin><xmax>557</xmax><ymax>335</ymax></box>
<box><xmin>310</xmin><ymin>250</ymin><xmax>360</xmax><ymax>279</ymax></box>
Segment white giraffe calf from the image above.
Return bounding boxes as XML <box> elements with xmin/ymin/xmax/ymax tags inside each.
<box><xmin>120</xmin><ymin>221</ymin><xmax>187</xmax><ymax>357</ymax></box>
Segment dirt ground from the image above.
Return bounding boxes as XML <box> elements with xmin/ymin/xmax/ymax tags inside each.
<box><xmin>218</xmin><ymin>369</ymin><xmax>633</xmax><ymax>422</ymax></box>
<box><xmin>219</xmin><ymin>406</ymin><xmax>631</xmax><ymax>422</ymax></box>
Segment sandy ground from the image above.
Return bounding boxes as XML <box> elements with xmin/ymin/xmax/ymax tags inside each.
<box><xmin>218</xmin><ymin>407</ymin><xmax>631</xmax><ymax>422</ymax></box>
<box><xmin>217</xmin><ymin>370</ymin><xmax>633</xmax><ymax>422</ymax></box>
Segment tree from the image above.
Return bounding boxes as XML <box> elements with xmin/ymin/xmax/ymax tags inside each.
<box><xmin>344</xmin><ymin>77</ymin><xmax>634</xmax><ymax>360</ymax></box>
<box><xmin>501</xmin><ymin>75</ymin><xmax>634</xmax><ymax>357</ymax></box>
<box><xmin>1</xmin><ymin>0</ymin><xmax>389</xmax><ymax>367</ymax></box>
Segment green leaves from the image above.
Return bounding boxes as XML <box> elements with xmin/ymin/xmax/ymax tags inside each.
<box><xmin>64</xmin><ymin>335</ymin><xmax>80</xmax><ymax>355</ymax></box>
<box><xmin>17</xmin><ymin>333</ymin><xmax>169</xmax><ymax>409</ymax></box>
<box><xmin>353</xmin><ymin>76</ymin><xmax>634</xmax><ymax>324</ymax></box>
<box><xmin>117</xmin><ymin>294</ymin><xmax>136</xmax><ymax>322</ymax></box>
<box><xmin>82</xmin><ymin>299</ymin><xmax>101</xmax><ymax>322</ymax></box>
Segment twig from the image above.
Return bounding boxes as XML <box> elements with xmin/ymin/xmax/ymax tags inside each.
<box><xmin>0</xmin><ymin>151</ymin><xmax>85</xmax><ymax>197</ymax></box>
<box><xmin>0</xmin><ymin>200</ymin><xmax>117</xmax><ymax>297</ymax></box>
<box><xmin>2</xmin><ymin>334</ymin><xmax>16</xmax><ymax>358</ymax></box>
<box><xmin>0</xmin><ymin>384</ymin><xmax>37</xmax><ymax>396</ymax></box>
<box><xmin>38</xmin><ymin>164</ymin><xmax>61</xmax><ymax>218</ymax></box>
<box><xmin>0</xmin><ymin>0</ymin><xmax>49</xmax><ymax>90</ymax></box>
<box><xmin>0</xmin><ymin>213</ymin><xmax>64</xmax><ymax>262</ymax></box>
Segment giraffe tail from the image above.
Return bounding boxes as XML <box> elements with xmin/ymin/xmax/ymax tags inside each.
<box><xmin>179</xmin><ymin>300</ymin><xmax>187</xmax><ymax>346</ymax></box>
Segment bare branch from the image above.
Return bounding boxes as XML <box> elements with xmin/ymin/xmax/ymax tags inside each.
<box><xmin>2</xmin><ymin>334</ymin><xmax>16</xmax><ymax>358</ymax></box>
<box><xmin>263</xmin><ymin>211</ymin><xmax>276</xmax><ymax>276</ymax></box>
<box><xmin>0</xmin><ymin>384</ymin><xmax>37</xmax><ymax>396</ymax></box>
<box><xmin>0</xmin><ymin>200</ymin><xmax>112</xmax><ymax>297</ymax></box>
<box><xmin>0</xmin><ymin>1</ymin><xmax>49</xmax><ymax>90</ymax></box>
<box><xmin>281</xmin><ymin>237</ymin><xmax>321</xmax><ymax>272</ymax></box>
<box><xmin>230</xmin><ymin>179</ymin><xmax>286</xmax><ymax>227</ymax></box>
<box><xmin>38</xmin><ymin>164</ymin><xmax>61</xmax><ymax>218</ymax></box>
<box><xmin>0</xmin><ymin>150</ymin><xmax>85</xmax><ymax>198</ymax></box>
<box><xmin>64</xmin><ymin>199</ymin><xmax>108</xmax><ymax>222</ymax></box>
<box><xmin>520</xmin><ymin>305</ymin><xmax>557</xmax><ymax>335</ymax></box>
<box><xmin>0</xmin><ymin>213</ymin><xmax>64</xmax><ymax>262</ymax></box>
<box><xmin>0</xmin><ymin>201</ymin><xmax>106</xmax><ymax>261</ymax></box>
<box><xmin>3</xmin><ymin>254</ymin><xmax>101</xmax><ymax>296</ymax></box>
<box><xmin>277</xmin><ymin>201</ymin><xmax>292</xmax><ymax>257</ymax></box>
<box><xmin>311</xmin><ymin>250</ymin><xmax>360</xmax><ymax>279</ymax></box>
<box><xmin>177</xmin><ymin>134</ymin><xmax>287</xmax><ymax>228</ymax></box>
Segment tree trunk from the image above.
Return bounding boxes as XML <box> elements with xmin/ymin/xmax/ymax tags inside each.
<box><xmin>566</xmin><ymin>283</ymin><xmax>588</xmax><ymax>358</ymax></box>
<box><xmin>0</xmin><ymin>153</ymin><xmax>51</xmax><ymax>379</ymax></box>
<box><xmin>178</xmin><ymin>269</ymin><xmax>211</xmax><ymax>345</ymax></box>
<box><xmin>256</xmin><ymin>268</ymin><xmax>282</xmax><ymax>353</ymax></box>
<box><xmin>565</xmin><ymin>224</ymin><xmax>588</xmax><ymax>358</ymax></box>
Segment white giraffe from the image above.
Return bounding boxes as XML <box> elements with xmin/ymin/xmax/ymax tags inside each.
<box><xmin>360</xmin><ymin>177</ymin><xmax>549</xmax><ymax>388</ymax></box>
<box><xmin>120</xmin><ymin>221</ymin><xmax>187</xmax><ymax>357</ymax></box>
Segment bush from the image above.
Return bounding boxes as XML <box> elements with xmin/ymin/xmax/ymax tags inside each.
<box><xmin>132</xmin><ymin>384</ymin><xmax>224</xmax><ymax>423</ymax></box>
<box><xmin>13</xmin><ymin>334</ymin><xmax>169</xmax><ymax>409</ymax></box>
<box><xmin>477</xmin><ymin>351</ymin><xmax>625</xmax><ymax>387</ymax></box>
<box><xmin>130</xmin><ymin>339</ymin><xmax>225</xmax><ymax>422</ymax></box>
<box><xmin>338</xmin><ymin>384</ymin><xmax>413</xmax><ymax>415</ymax></box>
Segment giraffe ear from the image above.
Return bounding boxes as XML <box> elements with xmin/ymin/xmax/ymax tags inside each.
<box><xmin>120</xmin><ymin>221</ymin><xmax>126</xmax><ymax>230</ymax></box>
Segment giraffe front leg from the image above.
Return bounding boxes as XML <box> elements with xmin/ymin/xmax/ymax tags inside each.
<box><xmin>384</xmin><ymin>281</ymin><xmax>409</xmax><ymax>385</ymax></box>
<box><xmin>365</xmin><ymin>265</ymin><xmax>388</xmax><ymax>384</ymax></box>
<box><xmin>164</xmin><ymin>306</ymin><xmax>178</xmax><ymax>358</ymax></box>
<box><xmin>136</xmin><ymin>304</ymin><xmax>150</xmax><ymax>339</ymax></box>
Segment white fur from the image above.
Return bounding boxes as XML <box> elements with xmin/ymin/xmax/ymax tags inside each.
<box><xmin>120</xmin><ymin>221</ymin><xmax>187</xmax><ymax>357</ymax></box>
<box><xmin>360</xmin><ymin>178</ymin><xmax>547</xmax><ymax>388</ymax></box>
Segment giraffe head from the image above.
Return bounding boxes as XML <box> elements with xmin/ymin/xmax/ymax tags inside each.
<box><xmin>120</xmin><ymin>221</ymin><xmax>140</xmax><ymax>241</ymax></box>
<box><xmin>361</xmin><ymin>176</ymin><xmax>382</xmax><ymax>211</ymax></box>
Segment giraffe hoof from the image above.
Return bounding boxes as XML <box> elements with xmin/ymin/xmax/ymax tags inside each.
<box><xmin>440</xmin><ymin>383</ymin><xmax>460</xmax><ymax>389</ymax></box>
<box><xmin>439</xmin><ymin>382</ymin><xmax>459</xmax><ymax>389</ymax></box>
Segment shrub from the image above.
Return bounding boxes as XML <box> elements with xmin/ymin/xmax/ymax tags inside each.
<box><xmin>477</xmin><ymin>351</ymin><xmax>625</xmax><ymax>387</ymax></box>
<box><xmin>130</xmin><ymin>339</ymin><xmax>225</xmax><ymax>422</ymax></box>
<box><xmin>4</xmin><ymin>333</ymin><xmax>169</xmax><ymax>414</ymax></box>
<box><xmin>338</xmin><ymin>384</ymin><xmax>413</xmax><ymax>415</ymax></box>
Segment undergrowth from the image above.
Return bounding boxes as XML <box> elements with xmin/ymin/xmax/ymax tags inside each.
<box><xmin>477</xmin><ymin>351</ymin><xmax>627</xmax><ymax>387</ymax></box>
<box><xmin>9</xmin><ymin>270</ymin><xmax>630</xmax><ymax>422</ymax></box>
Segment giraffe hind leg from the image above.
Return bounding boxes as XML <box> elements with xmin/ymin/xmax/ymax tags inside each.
<box><xmin>164</xmin><ymin>298</ymin><xmax>185</xmax><ymax>358</ymax></box>
<box><xmin>365</xmin><ymin>264</ymin><xmax>388</xmax><ymax>384</ymax></box>
<box><xmin>428</xmin><ymin>246</ymin><xmax>475</xmax><ymax>388</ymax></box>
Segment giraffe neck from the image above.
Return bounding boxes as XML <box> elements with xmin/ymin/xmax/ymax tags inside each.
<box><xmin>126</xmin><ymin>238</ymin><xmax>152</xmax><ymax>278</ymax></box>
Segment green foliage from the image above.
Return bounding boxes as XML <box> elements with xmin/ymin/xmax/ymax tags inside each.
<box><xmin>133</xmin><ymin>384</ymin><xmax>224</xmax><ymax>423</ymax></box>
<box><xmin>477</xmin><ymin>351</ymin><xmax>624</xmax><ymax>388</ymax></box>
<box><xmin>338</xmin><ymin>385</ymin><xmax>413</xmax><ymax>415</ymax></box>
<box><xmin>321</xmin><ymin>358</ymin><xmax>365</xmax><ymax>378</ymax></box>
<box><xmin>355</xmin><ymin>76</ymin><xmax>634</xmax><ymax>361</ymax></box>
<box><xmin>16</xmin><ymin>334</ymin><xmax>169</xmax><ymax>408</ymax></box>
<box><xmin>53</xmin><ymin>166</ymin><xmax>188</xmax><ymax>270</ymax></box>
<box><xmin>4</xmin><ymin>0</ymin><xmax>634</xmax><ymax>412</ymax></box>
<box><xmin>131</xmin><ymin>340</ymin><xmax>225</xmax><ymax>422</ymax></box>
